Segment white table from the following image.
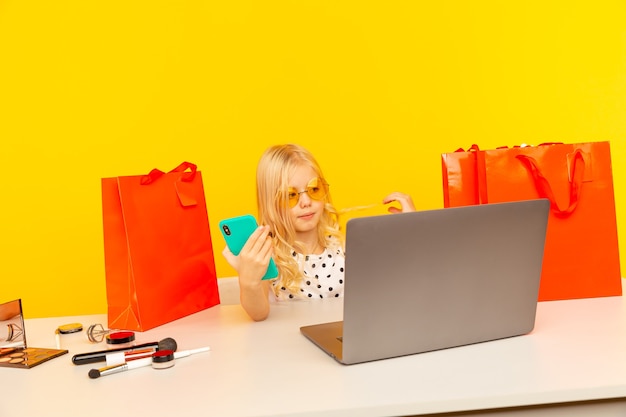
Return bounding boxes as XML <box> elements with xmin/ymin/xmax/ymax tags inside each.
<box><xmin>3</xmin><ymin>286</ymin><xmax>626</xmax><ymax>417</ymax></box>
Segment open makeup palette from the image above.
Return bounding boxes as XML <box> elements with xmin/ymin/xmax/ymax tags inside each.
<box><xmin>0</xmin><ymin>299</ymin><xmax>68</xmax><ymax>368</ymax></box>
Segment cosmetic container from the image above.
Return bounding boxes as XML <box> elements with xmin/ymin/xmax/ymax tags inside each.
<box><xmin>151</xmin><ymin>349</ymin><xmax>175</xmax><ymax>369</ymax></box>
<box><xmin>106</xmin><ymin>331</ymin><xmax>135</xmax><ymax>349</ymax></box>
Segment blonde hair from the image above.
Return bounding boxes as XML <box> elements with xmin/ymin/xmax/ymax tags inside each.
<box><xmin>256</xmin><ymin>144</ymin><xmax>343</xmax><ymax>296</ymax></box>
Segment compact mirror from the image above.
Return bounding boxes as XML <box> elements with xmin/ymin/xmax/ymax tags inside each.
<box><xmin>0</xmin><ymin>299</ymin><xmax>25</xmax><ymax>349</ymax></box>
<box><xmin>0</xmin><ymin>299</ymin><xmax>68</xmax><ymax>368</ymax></box>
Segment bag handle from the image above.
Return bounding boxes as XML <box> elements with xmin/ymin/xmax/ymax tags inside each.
<box><xmin>139</xmin><ymin>162</ymin><xmax>199</xmax><ymax>207</ymax></box>
<box><xmin>454</xmin><ymin>144</ymin><xmax>480</xmax><ymax>153</ymax></box>
<box><xmin>140</xmin><ymin>162</ymin><xmax>197</xmax><ymax>185</ymax></box>
<box><xmin>515</xmin><ymin>149</ymin><xmax>585</xmax><ymax>218</ymax></box>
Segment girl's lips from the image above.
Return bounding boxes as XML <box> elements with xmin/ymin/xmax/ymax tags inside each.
<box><xmin>299</xmin><ymin>213</ymin><xmax>315</xmax><ymax>220</ymax></box>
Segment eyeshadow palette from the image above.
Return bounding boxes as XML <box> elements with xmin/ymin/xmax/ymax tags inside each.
<box><xmin>0</xmin><ymin>346</ymin><xmax>68</xmax><ymax>369</ymax></box>
<box><xmin>1</xmin><ymin>299</ymin><xmax>69</xmax><ymax>369</ymax></box>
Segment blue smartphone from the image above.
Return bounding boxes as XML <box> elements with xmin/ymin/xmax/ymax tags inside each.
<box><xmin>218</xmin><ymin>214</ymin><xmax>279</xmax><ymax>280</ymax></box>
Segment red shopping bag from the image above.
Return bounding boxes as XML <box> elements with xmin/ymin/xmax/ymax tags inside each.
<box><xmin>102</xmin><ymin>162</ymin><xmax>219</xmax><ymax>331</ymax></box>
<box><xmin>442</xmin><ymin>142</ymin><xmax>622</xmax><ymax>301</ymax></box>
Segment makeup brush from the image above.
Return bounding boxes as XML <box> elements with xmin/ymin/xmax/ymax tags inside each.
<box><xmin>72</xmin><ymin>337</ymin><xmax>178</xmax><ymax>365</ymax></box>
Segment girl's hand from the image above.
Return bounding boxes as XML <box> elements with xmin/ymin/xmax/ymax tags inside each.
<box><xmin>231</xmin><ymin>225</ymin><xmax>274</xmax><ymax>288</ymax></box>
<box><xmin>222</xmin><ymin>246</ymin><xmax>239</xmax><ymax>270</ymax></box>
<box><xmin>383</xmin><ymin>192</ymin><xmax>416</xmax><ymax>213</ymax></box>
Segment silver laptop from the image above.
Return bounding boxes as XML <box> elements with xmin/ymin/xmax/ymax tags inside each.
<box><xmin>300</xmin><ymin>199</ymin><xmax>550</xmax><ymax>365</ymax></box>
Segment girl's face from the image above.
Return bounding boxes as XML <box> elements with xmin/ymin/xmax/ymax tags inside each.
<box><xmin>287</xmin><ymin>164</ymin><xmax>325</xmax><ymax>236</ymax></box>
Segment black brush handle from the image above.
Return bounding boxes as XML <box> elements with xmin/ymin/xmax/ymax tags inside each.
<box><xmin>71</xmin><ymin>341</ymin><xmax>160</xmax><ymax>365</ymax></box>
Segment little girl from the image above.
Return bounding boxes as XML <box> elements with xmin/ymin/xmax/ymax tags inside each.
<box><xmin>223</xmin><ymin>144</ymin><xmax>415</xmax><ymax>321</ymax></box>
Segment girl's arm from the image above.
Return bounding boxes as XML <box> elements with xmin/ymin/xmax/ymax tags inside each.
<box><xmin>222</xmin><ymin>225</ymin><xmax>274</xmax><ymax>321</ymax></box>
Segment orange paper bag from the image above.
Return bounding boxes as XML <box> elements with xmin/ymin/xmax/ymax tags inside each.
<box><xmin>102</xmin><ymin>162</ymin><xmax>219</xmax><ymax>331</ymax></box>
<box><xmin>443</xmin><ymin>142</ymin><xmax>622</xmax><ymax>301</ymax></box>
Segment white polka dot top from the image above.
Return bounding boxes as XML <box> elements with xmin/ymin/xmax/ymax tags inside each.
<box><xmin>271</xmin><ymin>247</ymin><xmax>345</xmax><ymax>300</ymax></box>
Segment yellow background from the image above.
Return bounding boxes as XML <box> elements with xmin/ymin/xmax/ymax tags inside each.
<box><xmin>1</xmin><ymin>1</ymin><xmax>624</xmax><ymax>318</ymax></box>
